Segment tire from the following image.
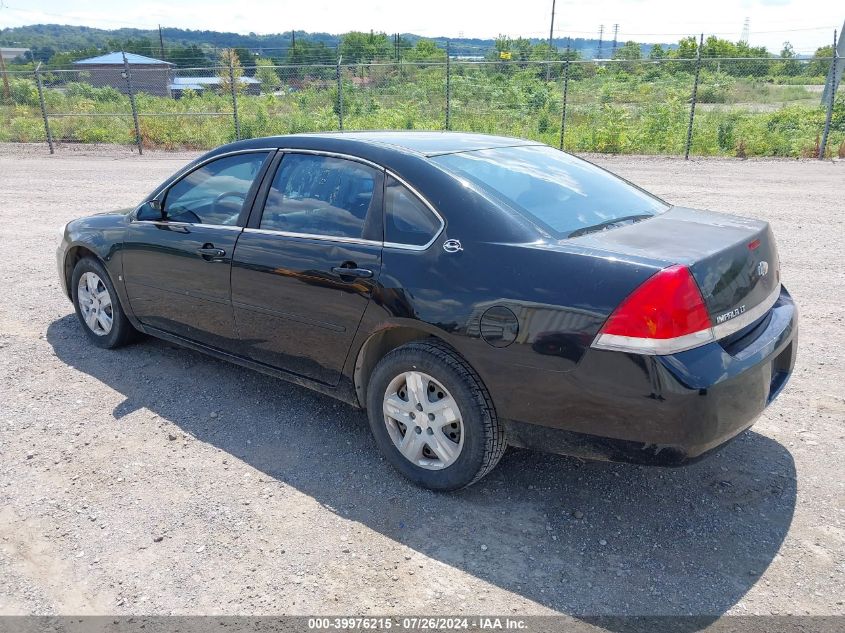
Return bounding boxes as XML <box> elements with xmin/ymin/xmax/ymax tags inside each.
<box><xmin>366</xmin><ymin>339</ymin><xmax>506</xmax><ymax>491</ymax></box>
<box><xmin>71</xmin><ymin>257</ymin><xmax>139</xmax><ymax>349</ymax></box>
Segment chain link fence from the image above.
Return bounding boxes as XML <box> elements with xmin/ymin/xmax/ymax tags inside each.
<box><xmin>1</xmin><ymin>53</ymin><xmax>842</xmax><ymax>158</ymax></box>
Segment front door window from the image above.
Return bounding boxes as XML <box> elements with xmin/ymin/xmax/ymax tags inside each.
<box><xmin>164</xmin><ymin>152</ymin><xmax>268</xmax><ymax>226</ymax></box>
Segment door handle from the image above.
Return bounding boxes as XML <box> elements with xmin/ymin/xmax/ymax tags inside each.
<box><xmin>197</xmin><ymin>246</ymin><xmax>226</xmax><ymax>258</ymax></box>
<box><xmin>331</xmin><ymin>266</ymin><xmax>373</xmax><ymax>279</ymax></box>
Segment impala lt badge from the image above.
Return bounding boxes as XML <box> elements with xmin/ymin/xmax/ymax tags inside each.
<box><xmin>716</xmin><ymin>304</ymin><xmax>747</xmax><ymax>324</ymax></box>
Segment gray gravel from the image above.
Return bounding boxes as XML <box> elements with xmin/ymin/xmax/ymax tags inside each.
<box><xmin>0</xmin><ymin>143</ymin><xmax>843</xmax><ymax>619</ymax></box>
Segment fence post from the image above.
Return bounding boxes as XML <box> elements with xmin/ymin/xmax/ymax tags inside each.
<box><xmin>559</xmin><ymin>59</ymin><xmax>570</xmax><ymax>150</ymax></box>
<box><xmin>684</xmin><ymin>34</ymin><xmax>704</xmax><ymax>160</ymax></box>
<box><xmin>336</xmin><ymin>56</ymin><xmax>344</xmax><ymax>131</ymax></box>
<box><xmin>819</xmin><ymin>29</ymin><xmax>839</xmax><ymax>160</ymax></box>
<box><xmin>0</xmin><ymin>48</ymin><xmax>10</xmax><ymax>103</ymax></box>
<box><xmin>229</xmin><ymin>56</ymin><xmax>241</xmax><ymax>140</ymax></box>
<box><xmin>445</xmin><ymin>41</ymin><xmax>451</xmax><ymax>130</ymax></box>
<box><xmin>122</xmin><ymin>52</ymin><xmax>143</xmax><ymax>155</ymax></box>
<box><xmin>34</xmin><ymin>63</ymin><xmax>54</xmax><ymax>155</ymax></box>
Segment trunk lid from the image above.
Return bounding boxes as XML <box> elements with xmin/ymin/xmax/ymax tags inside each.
<box><xmin>570</xmin><ymin>207</ymin><xmax>780</xmax><ymax>325</ymax></box>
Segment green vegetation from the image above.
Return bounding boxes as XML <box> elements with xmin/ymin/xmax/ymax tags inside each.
<box><xmin>1</xmin><ymin>34</ymin><xmax>841</xmax><ymax>157</ymax></box>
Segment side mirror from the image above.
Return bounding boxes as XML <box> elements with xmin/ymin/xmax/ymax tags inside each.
<box><xmin>137</xmin><ymin>198</ymin><xmax>163</xmax><ymax>221</ymax></box>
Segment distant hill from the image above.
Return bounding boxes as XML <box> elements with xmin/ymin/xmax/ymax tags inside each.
<box><xmin>0</xmin><ymin>23</ymin><xmax>676</xmax><ymax>63</ymax></box>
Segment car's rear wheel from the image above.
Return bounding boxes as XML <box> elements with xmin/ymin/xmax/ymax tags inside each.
<box><xmin>71</xmin><ymin>257</ymin><xmax>138</xmax><ymax>349</ymax></box>
<box><xmin>366</xmin><ymin>339</ymin><xmax>506</xmax><ymax>490</ymax></box>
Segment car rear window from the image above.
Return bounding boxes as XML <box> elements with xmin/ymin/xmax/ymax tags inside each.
<box><xmin>432</xmin><ymin>145</ymin><xmax>669</xmax><ymax>238</ymax></box>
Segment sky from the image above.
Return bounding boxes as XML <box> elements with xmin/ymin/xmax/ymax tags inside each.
<box><xmin>1</xmin><ymin>0</ymin><xmax>842</xmax><ymax>54</ymax></box>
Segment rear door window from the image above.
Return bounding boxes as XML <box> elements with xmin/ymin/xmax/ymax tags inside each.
<box><xmin>384</xmin><ymin>175</ymin><xmax>442</xmax><ymax>247</ymax></box>
<box><xmin>259</xmin><ymin>153</ymin><xmax>382</xmax><ymax>240</ymax></box>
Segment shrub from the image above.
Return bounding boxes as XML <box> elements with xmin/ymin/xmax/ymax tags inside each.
<box><xmin>10</xmin><ymin>78</ymin><xmax>39</xmax><ymax>107</ymax></box>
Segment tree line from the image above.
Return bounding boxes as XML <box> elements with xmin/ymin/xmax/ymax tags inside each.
<box><xmin>1</xmin><ymin>23</ymin><xmax>836</xmax><ymax>78</ymax></box>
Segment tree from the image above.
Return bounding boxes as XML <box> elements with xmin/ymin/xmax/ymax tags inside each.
<box><xmin>488</xmin><ymin>34</ymin><xmax>516</xmax><ymax>73</ymax></box>
<box><xmin>513</xmin><ymin>37</ymin><xmax>533</xmax><ymax>65</ymax></box>
<box><xmin>613</xmin><ymin>41</ymin><xmax>642</xmax><ymax>60</ymax></box>
<box><xmin>407</xmin><ymin>39</ymin><xmax>445</xmax><ymax>61</ymax></box>
<box><xmin>254</xmin><ymin>58</ymin><xmax>280</xmax><ymax>93</ymax></box>
<box><xmin>218</xmin><ymin>48</ymin><xmax>245</xmax><ymax>94</ymax></box>
<box><xmin>233</xmin><ymin>47</ymin><xmax>254</xmax><ymax>67</ymax></box>
<box><xmin>167</xmin><ymin>44</ymin><xmax>209</xmax><ymax>67</ymax></box>
<box><xmin>807</xmin><ymin>45</ymin><xmax>835</xmax><ymax>76</ymax></box>
<box><xmin>701</xmin><ymin>35</ymin><xmax>736</xmax><ymax>58</ymax></box>
<box><xmin>46</xmin><ymin>46</ymin><xmax>102</xmax><ymax>68</ymax></box>
<box><xmin>648</xmin><ymin>44</ymin><xmax>666</xmax><ymax>60</ymax></box>
<box><xmin>559</xmin><ymin>47</ymin><xmax>588</xmax><ymax>79</ymax></box>
<box><xmin>286</xmin><ymin>40</ymin><xmax>334</xmax><ymax>65</ymax></box>
<box><xmin>672</xmin><ymin>36</ymin><xmax>699</xmax><ymax>59</ymax></box>
<box><xmin>777</xmin><ymin>41</ymin><xmax>801</xmax><ymax>76</ymax></box>
<box><xmin>339</xmin><ymin>31</ymin><xmax>392</xmax><ymax>63</ymax></box>
<box><xmin>530</xmin><ymin>42</ymin><xmax>559</xmax><ymax>62</ymax></box>
<box><xmin>106</xmin><ymin>36</ymin><xmax>158</xmax><ymax>57</ymax></box>
<box><xmin>611</xmin><ymin>40</ymin><xmax>642</xmax><ymax>73</ymax></box>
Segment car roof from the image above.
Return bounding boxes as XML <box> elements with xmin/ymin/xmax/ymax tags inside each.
<box><xmin>301</xmin><ymin>131</ymin><xmax>538</xmax><ymax>156</ymax></box>
<box><xmin>224</xmin><ymin>131</ymin><xmax>539</xmax><ymax>158</ymax></box>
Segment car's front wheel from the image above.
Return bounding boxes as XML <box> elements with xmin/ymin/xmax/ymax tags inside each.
<box><xmin>366</xmin><ymin>340</ymin><xmax>506</xmax><ymax>491</ymax></box>
<box><xmin>71</xmin><ymin>257</ymin><xmax>138</xmax><ymax>349</ymax></box>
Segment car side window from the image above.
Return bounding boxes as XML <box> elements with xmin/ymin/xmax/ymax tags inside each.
<box><xmin>163</xmin><ymin>152</ymin><xmax>267</xmax><ymax>226</ymax></box>
<box><xmin>384</xmin><ymin>175</ymin><xmax>441</xmax><ymax>247</ymax></box>
<box><xmin>260</xmin><ymin>154</ymin><xmax>381</xmax><ymax>240</ymax></box>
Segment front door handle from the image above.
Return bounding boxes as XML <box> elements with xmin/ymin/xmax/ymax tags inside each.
<box><xmin>197</xmin><ymin>245</ymin><xmax>226</xmax><ymax>259</ymax></box>
<box><xmin>331</xmin><ymin>266</ymin><xmax>373</xmax><ymax>279</ymax></box>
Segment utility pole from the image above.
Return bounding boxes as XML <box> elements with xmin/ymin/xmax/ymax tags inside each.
<box><xmin>158</xmin><ymin>25</ymin><xmax>165</xmax><ymax>59</ymax></box>
<box><xmin>291</xmin><ymin>30</ymin><xmax>296</xmax><ymax>56</ymax></box>
<box><xmin>546</xmin><ymin>0</ymin><xmax>556</xmax><ymax>81</ymax></box>
<box><xmin>612</xmin><ymin>24</ymin><xmax>619</xmax><ymax>56</ymax></box>
<box><xmin>597</xmin><ymin>24</ymin><xmax>604</xmax><ymax>60</ymax></box>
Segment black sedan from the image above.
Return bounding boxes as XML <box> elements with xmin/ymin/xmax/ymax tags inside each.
<box><xmin>57</xmin><ymin>132</ymin><xmax>798</xmax><ymax>490</ymax></box>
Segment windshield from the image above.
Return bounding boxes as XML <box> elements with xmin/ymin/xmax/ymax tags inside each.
<box><xmin>432</xmin><ymin>145</ymin><xmax>669</xmax><ymax>238</ymax></box>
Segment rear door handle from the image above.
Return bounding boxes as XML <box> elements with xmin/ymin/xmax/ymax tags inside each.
<box><xmin>331</xmin><ymin>266</ymin><xmax>373</xmax><ymax>279</ymax></box>
<box><xmin>197</xmin><ymin>246</ymin><xmax>226</xmax><ymax>258</ymax></box>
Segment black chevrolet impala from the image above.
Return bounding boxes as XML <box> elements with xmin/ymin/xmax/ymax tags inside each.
<box><xmin>57</xmin><ymin>132</ymin><xmax>797</xmax><ymax>490</ymax></box>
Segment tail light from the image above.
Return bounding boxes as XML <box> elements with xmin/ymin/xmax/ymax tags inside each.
<box><xmin>592</xmin><ymin>265</ymin><xmax>715</xmax><ymax>355</ymax></box>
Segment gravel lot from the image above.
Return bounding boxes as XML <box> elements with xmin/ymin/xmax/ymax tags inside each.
<box><xmin>0</xmin><ymin>143</ymin><xmax>843</xmax><ymax>623</ymax></box>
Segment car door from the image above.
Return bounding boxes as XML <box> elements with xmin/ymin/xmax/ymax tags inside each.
<box><xmin>230</xmin><ymin>151</ymin><xmax>384</xmax><ymax>386</ymax></box>
<box><xmin>123</xmin><ymin>150</ymin><xmax>272</xmax><ymax>350</ymax></box>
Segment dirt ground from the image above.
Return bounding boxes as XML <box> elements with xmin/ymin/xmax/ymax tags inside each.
<box><xmin>0</xmin><ymin>143</ymin><xmax>843</xmax><ymax>624</ymax></box>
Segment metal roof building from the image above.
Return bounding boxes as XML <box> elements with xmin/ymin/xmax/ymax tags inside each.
<box><xmin>72</xmin><ymin>52</ymin><xmax>174</xmax><ymax>97</ymax></box>
<box><xmin>72</xmin><ymin>52</ymin><xmax>174</xmax><ymax>66</ymax></box>
<box><xmin>170</xmin><ymin>76</ymin><xmax>261</xmax><ymax>97</ymax></box>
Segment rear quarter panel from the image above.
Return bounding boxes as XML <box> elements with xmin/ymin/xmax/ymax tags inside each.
<box><xmin>351</xmin><ymin>236</ymin><xmax>665</xmax><ymax>422</ymax></box>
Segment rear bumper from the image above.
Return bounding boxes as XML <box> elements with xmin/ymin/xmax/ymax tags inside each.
<box><xmin>502</xmin><ymin>287</ymin><xmax>798</xmax><ymax>465</ymax></box>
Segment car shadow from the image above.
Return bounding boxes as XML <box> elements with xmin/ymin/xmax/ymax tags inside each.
<box><xmin>47</xmin><ymin>315</ymin><xmax>797</xmax><ymax>630</ymax></box>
